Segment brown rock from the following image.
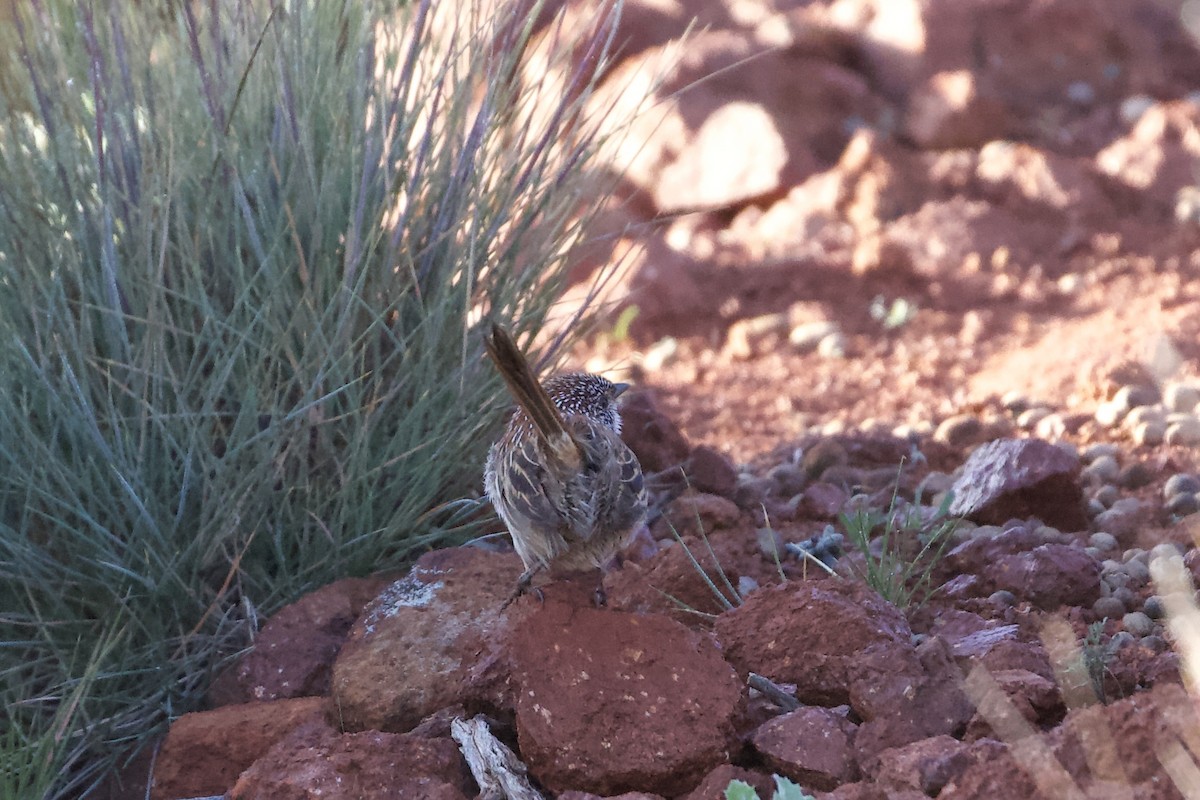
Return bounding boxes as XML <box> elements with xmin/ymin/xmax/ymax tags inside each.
<box><xmin>873</xmin><ymin>734</ymin><xmax>982</xmax><ymax>794</ymax></box>
<box><xmin>331</xmin><ymin>547</ymin><xmax>518</xmax><ymax>732</ymax></box>
<box><xmin>150</xmin><ymin>696</ymin><xmax>328</xmax><ymax>800</ymax></box>
<box><xmin>619</xmin><ymin>389</ymin><xmax>690</xmax><ymax>473</ymax></box>
<box><xmin>1050</xmin><ymin>681</ymin><xmax>1198</xmax><ymax>787</ymax></box>
<box><xmin>716</xmin><ymin>581</ymin><xmax>972</xmax><ymax>760</ymax></box>
<box><xmin>851</xmin><ymin>637</ymin><xmax>975</xmax><ymax>770</ymax></box>
<box><xmin>211</xmin><ymin>576</ymin><xmax>389</xmax><ymax>705</ymax></box>
<box><xmin>686</xmin><ymin>445</ymin><xmax>737</xmax><ymax>497</ymax></box>
<box><xmin>946</xmin><ymin>528</ymin><xmax>1101</xmax><ymax>610</ymax></box>
<box><xmin>903</xmin><ymin>70</ymin><xmax>1011</xmax><ymax>149</ymax></box>
<box><xmin>715</xmin><ymin>580</ymin><xmax>915</xmax><ymax>710</ymax></box>
<box><xmin>558</xmin><ymin>793</ymin><xmax>664</xmax><ymax>800</ymax></box>
<box><xmin>656</xmin><ymin>101</ymin><xmax>790</xmax><ymax>211</ymax></box>
<box><xmin>948</xmin><ymin>438</ymin><xmax>1087</xmax><ymax>531</ymax></box>
<box><xmin>797</xmin><ymin>482</ymin><xmax>850</xmax><ymax>520</ymax></box>
<box><xmin>228</xmin><ymin>721</ymin><xmax>471</xmax><ymax>800</ymax></box>
<box><xmin>509</xmin><ymin>596</ymin><xmax>740</xmax><ymax>796</ymax></box>
<box><xmin>680</xmin><ymin>764</ymin><xmax>774</xmax><ymax>800</ymax></box>
<box><xmin>751</xmin><ymin>706</ymin><xmax>859</xmax><ymax>790</ymax></box>
<box><xmin>591</xmin><ymin>29</ymin><xmax>884</xmax><ymax>214</ymax></box>
<box><xmin>1097</xmin><ymin>100</ymin><xmax>1200</xmax><ymax>215</ymax></box>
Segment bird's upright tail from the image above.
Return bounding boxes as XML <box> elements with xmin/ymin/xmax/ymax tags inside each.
<box><xmin>485</xmin><ymin>324</ymin><xmax>578</xmax><ymax>455</ymax></box>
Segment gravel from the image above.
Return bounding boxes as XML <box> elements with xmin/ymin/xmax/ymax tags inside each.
<box><xmin>1164</xmin><ymin>473</ymin><xmax>1200</xmax><ymax>499</ymax></box>
<box><xmin>1121</xmin><ymin>612</ymin><xmax>1155</xmax><ymax>638</ymax></box>
<box><xmin>1088</xmin><ymin>531</ymin><xmax>1118</xmax><ymax>551</ymax></box>
<box><xmin>1092</xmin><ymin>596</ymin><xmax>1126</xmax><ymax>619</ymax></box>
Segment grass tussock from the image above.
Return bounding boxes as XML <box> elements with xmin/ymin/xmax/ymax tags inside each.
<box><xmin>0</xmin><ymin>0</ymin><xmax>639</xmax><ymax>794</ymax></box>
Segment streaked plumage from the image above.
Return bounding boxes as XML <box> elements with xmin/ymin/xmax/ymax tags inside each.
<box><xmin>483</xmin><ymin>324</ymin><xmax>646</xmax><ymax>606</ymax></box>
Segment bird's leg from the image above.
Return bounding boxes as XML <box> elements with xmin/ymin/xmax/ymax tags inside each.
<box><xmin>501</xmin><ymin>566</ymin><xmax>542</xmax><ymax>611</ymax></box>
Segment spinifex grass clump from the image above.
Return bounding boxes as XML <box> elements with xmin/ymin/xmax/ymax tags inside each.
<box><xmin>0</xmin><ymin>0</ymin><xmax>635</xmax><ymax>794</ymax></box>
<box><xmin>839</xmin><ymin>483</ymin><xmax>959</xmax><ymax>609</ymax></box>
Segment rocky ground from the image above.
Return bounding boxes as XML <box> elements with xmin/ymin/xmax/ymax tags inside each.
<box><xmin>132</xmin><ymin>0</ymin><xmax>1200</xmax><ymax>798</ymax></box>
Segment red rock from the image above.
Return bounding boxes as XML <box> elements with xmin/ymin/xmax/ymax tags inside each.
<box><xmin>686</xmin><ymin>445</ymin><xmax>737</xmax><ymax>497</ymax></box>
<box><xmin>872</xmin><ymin>734</ymin><xmax>990</xmax><ymax>794</ymax></box>
<box><xmin>715</xmin><ymin>580</ymin><xmax>915</xmax><ymax>709</ymax></box>
<box><xmin>946</xmin><ymin>527</ymin><xmax>1101</xmax><ymax>609</ymax></box>
<box><xmin>937</xmin><ymin>743</ymin><xmax>1044</xmax><ymax>800</ymax></box>
<box><xmin>509</xmin><ymin>595</ymin><xmax>740</xmax><ymax>796</ymax></box>
<box><xmin>679</xmin><ymin>764</ymin><xmax>774</xmax><ymax>800</ymax></box>
<box><xmin>797</xmin><ymin>482</ymin><xmax>849</xmax><ymax>520</ymax></box>
<box><xmin>228</xmin><ymin>721</ymin><xmax>471</xmax><ymax>800</ymax></box>
<box><xmin>903</xmin><ymin>70</ymin><xmax>1011</xmax><ymax>149</ymax></box>
<box><xmin>1097</xmin><ymin>101</ymin><xmax>1200</xmax><ymax>216</ymax></box>
<box><xmin>751</xmin><ymin>706</ymin><xmax>859</xmax><ymax>790</ymax></box>
<box><xmin>1050</xmin><ymin>682</ymin><xmax>1197</xmax><ymax>787</ymax></box>
<box><xmin>210</xmin><ymin>576</ymin><xmax>389</xmax><ymax>705</ymax></box>
<box><xmin>655</xmin><ymin>101</ymin><xmax>790</xmax><ymax>210</ymax></box>
<box><xmin>330</xmin><ymin>547</ymin><xmax>520</xmax><ymax>732</ymax></box>
<box><xmin>558</xmin><ymin>793</ymin><xmax>664</xmax><ymax>800</ymax></box>
<box><xmin>619</xmin><ymin>389</ymin><xmax>690</xmax><ymax>473</ymax></box>
<box><xmin>816</xmin><ymin>782</ymin><xmax>926</xmax><ymax>800</ymax></box>
<box><xmin>852</xmin><ymin>637</ymin><xmax>975</xmax><ymax>770</ymax></box>
<box><xmin>715</xmin><ymin>580</ymin><xmax>971</xmax><ymax>763</ymax></box>
<box><xmin>947</xmin><ymin>438</ymin><xmax>1087</xmax><ymax>532</ymax></box>
<box><xmin>590</xmin><ymin>28</ymin><xmax>883</xmax><ymax>214</ymax></box>
<box><xmin>661</xmin><ymin>492</ymin><xmax>742</xmax><ymax>534</ymax></box>
<box><xmin>150</xmin><ymin>696</ymin><xmax>328</xmax><ymax>800</ymax></box>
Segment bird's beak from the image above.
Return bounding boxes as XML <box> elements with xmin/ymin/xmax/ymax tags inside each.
<box><xmin>612</xmin><ymin>382</ymin><xmax>630</xmax><ymax>398</ymax></box>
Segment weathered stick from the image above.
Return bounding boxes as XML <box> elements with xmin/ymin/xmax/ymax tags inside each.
<box><xmin>450</xmin><ymin>715</ymin><xmax>544</xmax><ymax>800</ymax></box>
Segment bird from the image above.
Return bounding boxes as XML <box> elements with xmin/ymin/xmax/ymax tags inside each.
<box><xmin>483</xmin><ymin>323</ymin><xmax>647</xmax><ymax>608</ymax></box>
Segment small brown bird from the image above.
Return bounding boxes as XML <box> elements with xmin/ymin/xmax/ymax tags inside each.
<box><xmin>483</xmin><ymin>323</ymin><xmax>646</xmax><ymax>607</ymax></box>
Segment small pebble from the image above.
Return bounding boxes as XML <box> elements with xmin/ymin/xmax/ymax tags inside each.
<box><xmin>1167</xmin><ymin>493</ymin><xmax>1200</xmax><ymax>517</ymax></box>
<box><xmin>1115</xmin><ymin>384</ymin><xmax>1161</xmax><ymax>411</ymax></box>
<box><xmin>1143</xmin><ymin>595</ymin><xmax>1166</xmax><ymax>620</ymax></box>
<box><xmin>1091</xmin><ymin>485</ymin><xmax>1120</xmax><ymax>509</ymax></box>
<box><xmin>1108</xmin><ymin>630</ymin><xmax>1137</xmax><ymax>651</ymax></box>
<box><xmin>1092</xmin><ymin>596</ymin><xmax>1126</xmax><ymax>619</ymax></box>
<box><xmin>1084</xmin><ymin>546</ymin><xmax>1103</xmax><ymax>560</ymax></box>
<box><xmin>989</xmin><ymin>590</ymin><xmax>1018</xmax><ymax>607</ymax></box>
<box><xmin>1123</xmin><ymin>559</ymin><xmax>1151</xmax><ymax>587</ymax></box>
<box><xmin>1082</xmin><ymin>443</ymin><xmax>1121</xmax><ymax>463</ymax></box>
<box><xmin>756</xmin><ymin>527</ymin><xmax>786</xmax><ymax>559</ymax></box>
<box><xmin>1016</xmin><ymin>407</ymin><xmax>1051</xmax><ymax>430</ymax></box>
<box><xmin>1084</xmin><ymin>455</ymin><xmax>1120</xmax><ymax>483</ymax></box>
<box><xmin>1001</xmin><ymin>390</ymin><xmax>1032</xmax><ymax>415</ymax></box>
<box><xmin>1119</xmin><ymin>94</ymin><xmax>1155</xmax><ymax>124</ymax></box>
<box><xmin>1123</xmin><ymin>611</ymin><xmax>1155</xmax><ymax>637</ymax></box>
<box><xmin>1117</xmin><ymin>462</ymin><xmax>1153</xmax><ymax>489</ymax></box>
<box><xmin>816</xmin><ymin>332</ymin><xmax>847</xmax><ymax>359</ymax></box>
<box><xmin>1112</xmin><ymin>586</ymin><xmax>1138</xmax><ymax>609</ymax></box>
<box><xmin>1122</xmin><ymin>547</ymin><xmax>1148</xmax><ymax>565</ymax></box>
<box><xmin>641</xmin><ymin>337</ymin><xmax>679</xmax><ymax>371</ymax></box>
<box><xmin>935</xmin><ymin>414</ymin><xmax>984</xmax><ymax>447</ymax></box>
<box><xmin>1035</xmin><ymin>413</ymin><xmax>1067</xmax><ymax>439</ymax></box>
<box><xmin>789</xmin><ymin>320</ymin><xmax>841</xmax><ymax>352</ymax></box>
<box><xmin>1089</xmin><ymin>531</ymin><xmax>1118</xmax><ymax>551</ymax></box>
<box><xmin>1094</xmin><ymin>400</ymin><xmax>1125</xmax><ymax>427</ymax></box>
<box><xmin>1132</xmin><ymin>421</ymin><xmax>1166</xmax><ymax>446</ymax></box>
<box><xmin>1164</xmin><ymin>383</ymin><xmax>1200</xmax><ymax>414</ymax></box>
<box><xmin>1124</xmin><ymin>405</ymin><xmax>1166</xmax><ymax>429</ymax></box>
<box><xmin>1166</xmin><ymin>416</ymin><xmax>1200</xmax><ymax>446</ymax></box>
<box><xmin>767</xmin><ymin>463</ymin><xmax>808</xmax><ymax>497</ymax></box>
<box><xmin>1164</xmin><ymin>473</ymin><xmax>1200</xmax><ymax>499</ymax></box>
<box><xmin>738</xmin><ymin>575</ymin><xmax>761</xmax><ymax>597</ymax></box>
<box><xmin>1086</xmin><ymin>498</ymin><xmax>1107</xmax><ymax>519</ymax></box>
<box><xmin>1141</xmin><ymin>635</ymin><xmax>1168</xmax><ymax>653</ymax></box>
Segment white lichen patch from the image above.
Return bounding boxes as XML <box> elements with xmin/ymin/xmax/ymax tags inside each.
<box><xmin>361</xmin><ymin>570</ymin><xmax>443</xmax><ymax>635</ymax></box>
